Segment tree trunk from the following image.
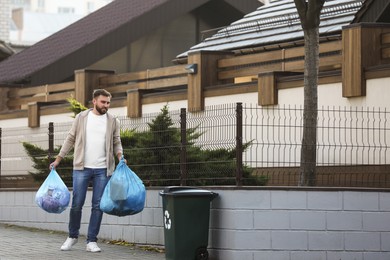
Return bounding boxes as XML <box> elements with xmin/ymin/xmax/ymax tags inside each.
<box><xmin>299</xmin><ymin>27</ymin><xmax>319</xmax><ymax>186</ymax></box>
<box><xmin>294</xmin><ymin>0</ymin><xmax>325</xmax><ymax>186</ymax></box>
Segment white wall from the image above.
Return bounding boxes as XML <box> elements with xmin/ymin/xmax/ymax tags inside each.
<box><xmin>278</xmin><ymin>78</ymin><xmax>390</xmax><ymax>108</ymax></box>
<box><xmin>1</xmin><ymin>188</ymin><xmax>390</xmax><ymax>260</ymax></box>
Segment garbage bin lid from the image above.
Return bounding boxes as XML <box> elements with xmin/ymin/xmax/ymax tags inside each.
<box><xmin>159</xmin><ymin>186</ymin><xmax>218</xmax><ymax>198</ymax></box>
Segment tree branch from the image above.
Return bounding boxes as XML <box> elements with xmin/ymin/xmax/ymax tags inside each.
<box><xmin>294</xmin><ymin>0</ymin><xmax>307</xmax><ymax>22</ymax></box>
<box><xmin>294</xmin><ymin>0</ymin><xmax>326</xmax><ymax>30</ymax></box>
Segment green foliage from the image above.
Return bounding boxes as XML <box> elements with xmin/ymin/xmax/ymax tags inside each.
<box><xmin>122</xmin><ymin>105</ymin><xmax>268</xmax><ymax>186</ymax></box>
<box><xmin>67</xmin><ymin>97</ymin><xmax>88</xmax><ymax>117</ymax></box>
<box><xmin>22</xmin><ymin>98</ymin><xmax>84</xmax><ymax>186</ymax></box>
<box><xmin>22</xmin><ymin>142</ymin><xmax>74</xmax><ymax>186</ymax></box>
<box><xmin>23</xmin><ymin>103</ymin><xmax>268</xmax><ymax>187</ymax></box>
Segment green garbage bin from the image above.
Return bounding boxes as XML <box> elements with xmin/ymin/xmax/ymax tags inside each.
<box><xmin>159</xmin><ymin>186</ymin><xmax>218</xmax><ymax>260</ymax></box>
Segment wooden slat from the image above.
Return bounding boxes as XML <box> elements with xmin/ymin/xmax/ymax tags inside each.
<box><xmin>382</xmin><ymin>47</ymin><xmax>390</xmax><ymax>59</ymax></box>
<box><xmin>218</xmin><ymin>63</ymin><xmax>283</xmax><ymax>80</ymax></box>
<box><xmin>285</xmin><ymin>55</ymin><xmax>341</xmax><ymax>71</ymax></box>
<box><xmin>7</xmin><ymin>91</ymin><xmax>74</xmax><ymax>107</ymax></box>
<box><xmin>319</xmin><ymin>55</ymin><xmax>342</xmax><ymax>70</ymax></box>
<box><xmin>47</xmin><ymin>82</ymin><xmax>75</xmax><ymax>92</ymax></box>
<box><xmin>143</xmin><ymin>91</ymin><xmax>187</xmax><ymax>105</ymax></box>
<box><xmin>7</xmin><ymin>96</ymin><xmax>42</xmax><ymax>107</ymax></box>
<box><xmin>219</xmin><ymin>53</ymin><xmax>341</xmax><ymax>80</ymax></box>
<box><xmin>99</xmin><ymin>65</ymin><xmax>188</xmax><ymax>86</ymax></box>
<box><xmin>46</xmin><ymin>91</ymin><xmax>75</xmax><ymax>102</ymax></box>
<box><xmin>219</xmin><ymin>49</ymin><xmax>284</xmax><ymax>68</ymax></box>
<box><xmin>277</xmin><ymin>73</ymin><xmax>341</xmax><ymax>89</ymax></box>
<box><xmin>40</xmin><ymin>104</ymin><xmax>71</xmax><ymax>116</ymax></box>
<box><xmin>104</xmin><ymin>76</ymin><xmax>186</xmax><ymax>93</ymax></box>
<box><xmin>146</xmin><ymin>76</ymin><xmax>187</xmax><ymax>89</ymax></box>
<box><xmin>0</xmin><ymin>109</ymin><xmax>28</xmax><ymax>120</ymax></box>
<box><xmin>99</xmin><ymin>71</ymin><xmax>147</xmax><ymax>85</ymax></box>
<box><xmin>8</xmin><ymin>85</ymin><xmax>47</xmax><ymax>98</ymax></box>
<box><xmin>146</xmin><ymin>64</ymin><xmax>188</xmax><ymax>78</ymax></box>
<box><xmin>204</xmin><ymin>83</ymin><xmax>257</xmax><ymax>98</ymax></box>
<box><xmin>8</xmin><ymin>82</ymin><xmax>75</xmax><ymax>98</ymax></box>
<box><xmin>105</xmin><ymin>82</ymin><xmax>146</xmax><ymax>94</ymax></box>
<box><xmin>218</xmin><ymin>40</ymin><xmax>342</xmax><ymax>69</ymax></box>
<box><xmin>365</xmin><ymin>64</ymin><xmax>390</xmax><ymax>79</ymax></box>
<box><xmin>382</xmin><ymin>32</ymin><xmax>390</xmax><ymax>44</ymax></box>
<box><xmin>319</xmin><ymin>40</ymin><xmax>342</xmax><ymax>52</ymax></box>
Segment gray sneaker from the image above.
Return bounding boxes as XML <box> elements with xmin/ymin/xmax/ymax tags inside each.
<box><xmin>86</xmin><ymin>242</ymin><xmax>101</xmax><ymax>252</ymax></box>
<box><xmin>60</xmin><ymin>237</ymin><xmax>78</xmax><ymax>251</ymax></box>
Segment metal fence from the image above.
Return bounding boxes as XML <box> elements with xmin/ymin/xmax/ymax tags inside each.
<box><xmin>243</xmin><ymin>105</ymin><xmax>390</xmax><ymax>187</ymax></box>
<box><xmin>1</xmin><ymin>103</ymin><xmax>390</xmax><ymax>188</ymax></box>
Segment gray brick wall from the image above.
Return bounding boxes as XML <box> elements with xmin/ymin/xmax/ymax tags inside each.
<box><xmin>208</xmin><ymin>189</ymin><xmax>390</xmax><ymax>260</ymax></box>
<box><xmin>1</xmin><ymin>188</ymin><xmax>390</xmax><ymax>260</ymax></box>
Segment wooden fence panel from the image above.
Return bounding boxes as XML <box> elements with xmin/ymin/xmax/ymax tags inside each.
<box><xmin>146</xmin><ymin>76</ymin><xmax>187</xmax><ymax>89</ymax></box>
<box><xmin>218</xmin><ymin>40</ymin><xmax>342</xmax><ymax>81</ymax></box>
<box><xmin>99</xmin><ymin>71</ymin><xmax>147</xmax><ymax>85</ymax></box>
<box><xmin>382</xmin><ymin>32</ymin><xmax>390</xmax><ymax>59</ymax></box>
<box><xmin>7</xmin><ymin>82</ymin><xmax>75</xmax><ymax>108</ymax></box>
<box><xmin>382</xmin><ymin>32</ymin><xmax>390</xmax><ymax>44</ymax></box>
<box><xmin>8</xmin><ymin>82</ymin><xmax>75</xmax><ymax>98</ymax></box>
<box><xmin>99</xmin><ymin>65</ymin><xmax>188</xmax><ymax>86</ymax></box>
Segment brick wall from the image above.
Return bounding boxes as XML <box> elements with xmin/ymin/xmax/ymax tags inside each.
<box><xmin>1</xmin><ymin>188</ymin><xmax>389</xmax><ymax>260</ymax></box>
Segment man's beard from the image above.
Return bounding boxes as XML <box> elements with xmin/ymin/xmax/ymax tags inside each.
<box><xmin>95</xmin><ymin>106</ymin><xmax>107</xmax><ymax>115</ymax></box>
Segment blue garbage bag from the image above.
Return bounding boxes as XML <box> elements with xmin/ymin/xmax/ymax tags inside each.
<box><xmin>35</xmin><ymin>168</ymin><xmax>70</xmax><ymax>214</ymax></box>
<box><xmin>100</xmin><ymin>158</ymin><xmax>146</xmax><ymax>216</ymax></box>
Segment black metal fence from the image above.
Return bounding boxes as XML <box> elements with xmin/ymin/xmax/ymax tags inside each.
<box><xmin>1</xmin><ymin>103</ymin><xmax>389</xmax><ymax>188</ymax></box>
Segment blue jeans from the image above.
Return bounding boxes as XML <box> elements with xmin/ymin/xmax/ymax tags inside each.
<box><xmin>69</xmin><ymin>168</ymin><xmax>108</xmax><ymax>243</ymax></box>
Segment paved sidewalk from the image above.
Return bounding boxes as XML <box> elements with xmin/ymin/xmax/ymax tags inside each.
<box><xmin>0</xmin><ymin>223</ymin><xmax>165</xmax><ymax>260</ymax></box>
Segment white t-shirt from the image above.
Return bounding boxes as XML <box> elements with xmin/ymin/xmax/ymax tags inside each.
<box><xmin>84</xmin><ymin>112</ymin><xmax>107</xmax><ymax>168</ymax></box>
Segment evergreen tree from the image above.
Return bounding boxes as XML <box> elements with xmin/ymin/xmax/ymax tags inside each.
<box><xmin>22</xmin><ymin>142</ymin><xmax>73</xmax><ymax>186</ymax></box>
<box><xmin>24</xmin><ymin>101</ymin><xmax>267</xmax><ymax>186</ymax></box>
<box><xmin>122</xmin><ymin>105</ymin><xmax>267</xmax><ymax>186</ymax></box>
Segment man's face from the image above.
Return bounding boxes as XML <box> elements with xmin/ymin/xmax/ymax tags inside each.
<box><xmin>93</xmin><ymin>95</ymin><xmax>111</xmax><ymax>115</ymax></box>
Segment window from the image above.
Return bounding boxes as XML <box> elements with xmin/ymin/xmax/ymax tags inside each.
<box><xmin>37</xmin><ymin>0</ymin><xmax>44</xmax><ymax>8</ymax></box>
<box><xmin>58</xmin><ymin>7</ymin><xmax>75</xmax><ymax>14</ymax></box>
<box><xmin>11</xmin><ymin>0</ymin><xmax>29</xmax><ymax>5</ymax></box>
<box><xmin>11</xmin><ymin>0</ymin><xmax>30</xmax><ymax>9</ymax></box>
<box><xmin>87</xmin><ymin>2</ymin><xmax>95</xmax><ymax>13</ymax></box>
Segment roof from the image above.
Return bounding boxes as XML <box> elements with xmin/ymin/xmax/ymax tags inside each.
<box><xmin>0</xmin><ymin>0</ymin><xmax>261</xmax><ymax>85</ymax></box>
<box><xmin>0</xmin><ymin>41</ymin><xmax>15</xmax><ymax>61</ymax></box>
<box><xmin>353</xmin><ymin>0</ymin><xmax>390</xmax><ymax>23</ymax></box>
<box><xmin>177</xmin><ymin>0</ymin><xmax>367</xmax><ymax>58</ymax></box>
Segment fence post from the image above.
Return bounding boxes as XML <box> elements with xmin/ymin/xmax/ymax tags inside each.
<box><xmin>48</xmin><ymin>122</ymin><xmax>54</xmax><ymax>162</ymax></box>
<box><xmin>187</xmin><ymin>51</ymin><xmax>234</xmax><ymax>112</ymax></box>
<box><xmin>180</xmin><ymin>108</ymin><xmax>188</xmax><ymax>186</ymax></box>
<box><xmin>236</xmin><ymin>103</ymin><xmax>243</xmax><ymax>186</ymax></box>
<box><xmin>75</xmin><ymin>69</ymin><xmax>115</xmax><ymax>106</ymax></box>
<box><xmin>342</xmin><ymin>24</ymin><xmax>374</xmax><ymax>98</ymax></box>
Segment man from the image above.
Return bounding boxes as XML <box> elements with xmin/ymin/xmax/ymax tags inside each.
<box><xmin>50</xmin><ymin>89</ymin><xmax>123</xmax><ymax>253</ymax></box>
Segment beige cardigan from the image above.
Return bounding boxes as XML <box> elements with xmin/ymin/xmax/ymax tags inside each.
<box><xmin>57</xmin><ymin>109</ymin><xmax>123</xmax><ymax>176</ymax></box>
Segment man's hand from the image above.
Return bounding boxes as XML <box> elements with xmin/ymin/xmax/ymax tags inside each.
<box><xmin>117</xmin><ymin>153</ymin><xmax>127</xmax><ymax>164</ymax></box>
<box><xmin>49</xmin><ymin>157</ymin><xmax>62</xmax><ymax>169</ymax></box>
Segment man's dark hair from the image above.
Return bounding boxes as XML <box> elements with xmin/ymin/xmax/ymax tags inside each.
<box><xmin>93</xmin><ymin>89</ymin><xmax>111</xmax><ymax>99</ymax></box>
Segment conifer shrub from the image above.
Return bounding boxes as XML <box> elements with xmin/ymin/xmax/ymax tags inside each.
<box><xmin>23</xmin><ymin>100</ymin><xmax>268</xmax><ymax>186</ymax></box>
